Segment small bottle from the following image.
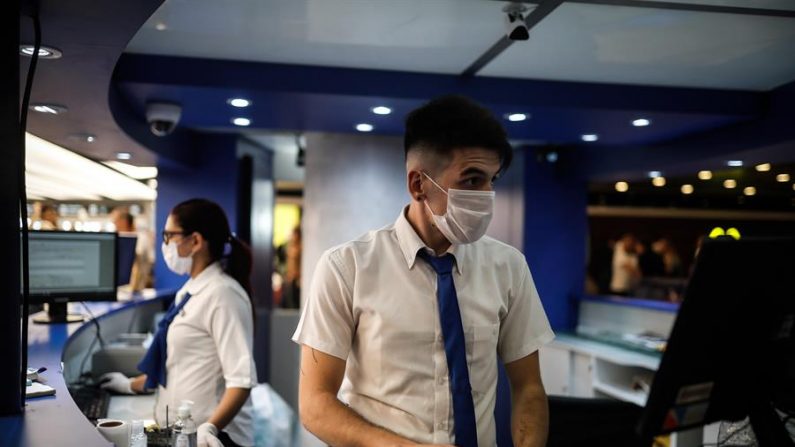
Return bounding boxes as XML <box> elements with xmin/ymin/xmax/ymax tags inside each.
<box><xmin>172</xmin><ymin>400</ymin><xmax>197</xmax><ymax>447</ymax></box>
<box><xmin>129</xmin><ymin>420</ymin><xmax>147</xmax><ymax>447</ymax></box>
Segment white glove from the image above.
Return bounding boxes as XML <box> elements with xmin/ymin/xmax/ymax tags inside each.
<box><xmin>197</xmin><ymin>422</ymin><xmax>223</xmax><ymax>447</ymax></box>
<box><xmin>98</xmin><ymin>372</ymin><xmax>134</xmax><ymax>395</ymax></box>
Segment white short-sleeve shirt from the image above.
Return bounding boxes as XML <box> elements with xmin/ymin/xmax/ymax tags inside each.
<box><xmin>293</xmin><ymin>208</ymin><xmax>554</xmax><ymax>446</ymax></box>
<box><xmin>154</xmin><ymin>262</ymin><xmax>257</xmax><ymax>447</ymax></box>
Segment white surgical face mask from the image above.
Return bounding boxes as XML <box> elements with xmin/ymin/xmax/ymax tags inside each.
<box><xmin>423</xmin><ymin>172</ymin><xmax>495</xmax><ymax>245</ymax></box>
<box><xmin>161</xmin><ymin>240</ymin><xmax>193</xmax><ymax>275</ymax></box>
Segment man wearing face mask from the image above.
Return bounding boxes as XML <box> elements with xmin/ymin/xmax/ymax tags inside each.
<box><xmin>293</xmin><ymin>96</ymin><xmax>554</xmax><ymax>447</ymax></box>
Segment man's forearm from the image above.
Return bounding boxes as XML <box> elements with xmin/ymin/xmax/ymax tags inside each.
<box><xmin>511</xmin><ymin>386</ymin><xmax>549</xmax><ymax>447</ymax></box>
<box><xmin>301</xmin><ymin>392</ymin><xmax>416</xmax><ymax>447</ymax></box>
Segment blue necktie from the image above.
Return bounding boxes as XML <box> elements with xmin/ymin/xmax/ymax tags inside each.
<box><xmin>137</xmin><ymin>292</ymin><xmax>192</xmax><ymax>389</ymax></box>
<box><xmin>419</xmin><ymin>251</ymin><xmax>478</xmax><ymax>447</ymax></box>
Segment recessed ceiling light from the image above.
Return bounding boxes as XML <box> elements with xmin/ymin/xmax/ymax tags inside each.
<box><xmin>19</xmin><ymin>44</ymin><xmax>63</xmax><ymax>59</ymax></box>
<box><xmin>116</xmin><ymin>152</ymin><xmax>132</xmax><ymax>160</ymax></box>
<box><xmin>232</xmin><ymin>117</ymin><xmax>251</xmax><ymax>126</ymax></box>
<box><xmin>755</xmin><ymin>163</ymin><xmax>771</xmax><ymax>172</ymax></box>
<box><xmin>30</xmin><ymin>103</ymin><xmax>68</xmax><ymax>114</ymax></box>
<box><xmin>86</xmin><ymin>135</ymin><xmax>96</xmax><ymax>143</ymax></box>
<box><xmin>681</xmin><ymin>184</ymin><xmax>694</xmax><ymax>195</ymax></box>
<box><xmin>776</xmin><ymin>173</ymin><xmax>790</xmax><ymax>182</ymax></box>
<box><xmin>615</xmin><ymin>181</ymin><xmax>629</xmax><ymax>192</ymax></box>
<box><xmin>723</xmin><ymin>179</ymin><xmax>737</xmax><ymax>189</ymax></box>
<box><xmin>581</xmin><ymin>134</ymin><xmax>598</xmax><ymax>142</ymax></box>
<box><xmin>698</xmin><ymin>170</ymin><xmax>713</xmax><ymax>180</ymax></box>
<box><xmin>372</xmin><ymin>106</ymin><xmax>392</xmax><ymax>115</ymax></box>
<box><xmin>506</xmin><ymin>113</ymin><xmax>528</xmax><ymax>122</ymax></box>
<box><xmin>632</xmin><ymin>118</ymin><xmax>651</xmax><ymax>127</ymax></box>
<box><xmin>727</xmin><ymin>160</ymin><xmax>743</xmax><ymax>167</ymax></box>
<box><xmin>648</xmin><ymin>171</ymin><xmax>661</xmax><ymax>178</ymax></box>
<box><xmin>228</xmin><ymin>98</ymin><xmax>251</xmax><ymax>108</ymax></box>
<box><xmin>356</xmin><ymin>123</ymin><xmax>374</xmax><ymax>132</ymax></box>
<box><xmin>743</xmin><ymin>186</ymin><xmax>756</xmax><ymax>196</ymax></box>
<box><xmin>652</xmin><ymin>177</ymin><xmax>666</xmax><ymax>187</ymax></box>
<box><xmin>155</xmin><ymin>22</ymin><xmax>168</xmax><ymax>31</ymax></box>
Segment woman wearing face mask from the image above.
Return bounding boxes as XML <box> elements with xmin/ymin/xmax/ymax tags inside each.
<box><xmin>100</xmin><ymin>198</ymin><xmax>257</xmax><ymax>447</ymax></box>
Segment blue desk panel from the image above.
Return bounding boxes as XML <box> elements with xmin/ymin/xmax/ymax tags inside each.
<box><xmin>0</xmin><ymin>290</ymin><xmax>174</xmax><ymax>447</ymax></box>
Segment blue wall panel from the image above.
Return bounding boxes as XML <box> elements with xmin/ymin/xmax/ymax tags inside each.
<box><xmin>523</xmin><ymin>152</ymin><xmax>588</xmax><ymax>332</ymax></box>
<box><xmin>154</xmin><ymin>133</ymin><xmax>239</xmax><ymax>290</ymax></box>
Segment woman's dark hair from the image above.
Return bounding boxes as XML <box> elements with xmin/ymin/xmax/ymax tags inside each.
<box><xmin>170</xmin><ymin>199</ymin><xmax>255</xmax><ymax>314</ymax></box>
<box><xmin>404</xmin><ymin>95</ymin><xmax>513</xmax><ymax>175</ymax></box>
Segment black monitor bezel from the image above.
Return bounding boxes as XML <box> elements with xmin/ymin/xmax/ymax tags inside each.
<box><xmin>24</xmin><ymin>230</ymin><xmax>118</xmax><ymax>304</ymax></box>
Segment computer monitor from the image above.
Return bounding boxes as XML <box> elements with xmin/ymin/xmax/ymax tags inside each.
<box><xmin>25</xmin><ymin>231</ymin><xmax>118</xmax><ymax>324</ymax></box>
<box><xmin>116</xmin><ymin>234</ymin><xmax>137</xmax><ymax>286</ymax></box>
<box><xmin>637</xmin><ymin>238</ymin><xmax>795</xmax><ymax>446</ymax></box>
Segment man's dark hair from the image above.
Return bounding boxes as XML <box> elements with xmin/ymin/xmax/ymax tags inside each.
<box><xmin>404</xmin><ymin>95</ymin><xmax>513</xmax><ymax>175</ymax></box>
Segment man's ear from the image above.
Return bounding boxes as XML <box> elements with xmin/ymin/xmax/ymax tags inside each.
<box><xmin>190</xmin><ymin>231</ymin><xmax>205</xmax><ymax>252</ymax></box>
<box><xmin>407</xmin><ymin>170</ymin><xmax>426</xmax><ymax>202</ymax></box>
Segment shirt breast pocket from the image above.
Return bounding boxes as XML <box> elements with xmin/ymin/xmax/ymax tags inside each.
<box><xmin>466</xmin><ymin>323</ymin><xmax>499</xmax><ymax>393</ymax></box>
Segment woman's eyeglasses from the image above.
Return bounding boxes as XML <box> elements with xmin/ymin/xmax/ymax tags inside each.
<box><xmin>162</xmin><ymin>230</ymin><xmax>189</xmax><ymax>244</ymax></box>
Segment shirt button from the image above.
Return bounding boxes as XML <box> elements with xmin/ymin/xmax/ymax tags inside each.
<box><xmin>437</xmin><ymin>334</ymin><xmax>444</xmax><ymax>342</ymax></box>
<box><xmin>437</xmin><ymin>422</ymin><xmax>445</xmax><ymax>430</ymax></box>
<box><xmin>437</xmin><ymin>376</ymin><xmax>445</xmax><ymax>385</ymax></box>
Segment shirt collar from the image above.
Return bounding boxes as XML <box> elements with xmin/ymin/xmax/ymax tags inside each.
<box><xmin>182</xmin><ymin>261</ymin><xmax>223</xmax><ymax>298</ymax></box>
<box><xmin>394</xmin><ymin>206</ymin><xmax>463</xmax><ymax>275</ymax></box>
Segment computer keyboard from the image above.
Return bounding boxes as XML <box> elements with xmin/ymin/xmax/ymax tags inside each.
<box><xmin>70</xmin><ymin>386</ymin><xmax>111</xmax><ymax>422</ymax></box>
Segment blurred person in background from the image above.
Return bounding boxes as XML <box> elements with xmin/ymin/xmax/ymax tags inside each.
<box><xmin>610</xmin><ymin>233</ymin><xmax>642</xmax><ymax>295</ymax></box>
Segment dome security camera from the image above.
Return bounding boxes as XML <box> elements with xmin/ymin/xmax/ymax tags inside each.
<box><xmin>146</xmin><ymin>102</ymin><xmax>182</xmax><ymax>137</ymax></box>
<box><xmin>503</xmin><ymin>4</ymin><xmax>530</xmax><ymax>41</ymax></box>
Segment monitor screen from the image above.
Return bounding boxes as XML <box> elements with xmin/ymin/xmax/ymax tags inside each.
<box><xmin>117</xmin><ymin>234</ymin><xmax>137</xmax><ymax>286</ymax></box>
<box><xmin>25</xmin><ymin>231</ymin><xmax>117</xmax><ymax>302</ymax></box>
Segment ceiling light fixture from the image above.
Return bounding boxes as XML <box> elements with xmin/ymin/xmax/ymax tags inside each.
<box><xmin>652</xmin><ymin>177</ymin><xmax>666</xmax><ymax>187</ymax></box>
<box><xmin>632</xmin><ymin>118</ymin><xmax>651</xmax><ymax>127</ymax></box>
<box><xmin>776</xmin><ymin>173</ymin><xmax>790</xmax><ymax>182</ymax></box>
<box><xmin>30</xmin><ymin>103</ymin><xmax>68</xmax><ymax>114</ymax></box>
<box><xmin>155</xmin><ymin>22</ymin><xmax>168</xmax><ymax>31</ymax></box>
<box><xmin>727</xmin><ymin>160</ymin><xmax>743</xmax><ymax>167</ymax></box>
<box><xmin>615</xmin><ymin>181</ymin><xmax>629</xmax><ymax>193</ymax></box>
<box><xmin>19</xmin><ymin>44</ymin><xmax>63</xmax><ymax>59</ymax></box>
<box><xmin>506</xmin><ymin>113</ymin><xmax>528</xmax><ymax>122</ymax></box>
<box><xmin>372</xmin><ymin>106</ymin><xmax>392</xmax><ymax>115</ymax></box>
<box><xmin>743</xmin><ymin>186</ymin><xmax>756</xmax><ymax>196</ymax></box>
<box><xmin>356</xmin><ymin>123</ymin><xmax>374</xmax><ymax>132</ymax></box>
<box><xmin>681</xmin><ymin>184</ymin><xmax>694</xmax><ymax>195</ymax></box>
<box><xmin>723</xmin><ymin>179</ymin><xmax>737</xmax><ymax>189</ymax></box>
<box><xmin>116</xmin><ymin>152</ymin><xmax>132</xmax><ymax>160</ymax></box>
<box><xmin>648</xmin><ymin>171</ymin><xmax>661</xmax><ymax>178</ymax></box>
<box><xmin>581</xmin><ymin>134</ymin><xmax>598</xmax><ymax>142</ymax></box>
<box><xmin>232</xmin><ymin>117</ymin><xmax>251</xmax><ymax>126</ymax></box>
<box><xmin>755</xmin><ymin>163</ymin><xmax>771</xmax><ymax>172</ymax></box>
<box><xmin>698</xmin><ymin>170</ymin><xmax>713</xmax><ymax>180</ymax></box>
<box><xmin>228</xmin><ymin>98</ymin><xmax>251</xmax><ymax>108</ymax></box>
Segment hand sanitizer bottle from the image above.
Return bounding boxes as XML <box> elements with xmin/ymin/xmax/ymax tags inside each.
<box><xmin>172</xmin><ymin>400</ymin><xmax>197</xmax><ymax>447</ymax></box>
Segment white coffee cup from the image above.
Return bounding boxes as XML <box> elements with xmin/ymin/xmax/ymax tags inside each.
<box><xmin>96</xmin><ymin>419</ymin><xmax>130</xmax><ymax>447</ymax></box>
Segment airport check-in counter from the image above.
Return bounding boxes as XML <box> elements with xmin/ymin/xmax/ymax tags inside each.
<box><xmin>0</xmin><ymin>290</ymin><xmax>175</xmax><ymax>447</ymax></box>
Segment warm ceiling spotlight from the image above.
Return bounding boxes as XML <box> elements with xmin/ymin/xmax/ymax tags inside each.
<box><xmin>116</xmin><ymin>152</ymin><xmax>132</xmax><ymax>160</ymax></box>
<box><xmin>506</xmin><ymin>113</ymin><xmax>528</xmax><ymax>122</ymax></box>
<box><xmin>652</xmin><ymin>177</ymin><xmax>666</xmax><ymax>187</ymax></box>
<box><xmin>19</xmin><ymin>44</ymin><xmax>63</xmax><ymax>59</ymax></box>
<box><xmin>681</xmin><ymin>184</ymin><xmax>694</xmax><ymax>195</ymax></box>
<box><xmin>698</xmin><ymin>170</ymin><xmax>713</xmax><ymax>180</ymax></box>
<box><xmin>232</xmin><ymin>117</ymin><xmax>251</xmax><ymax>126</ymax></box>
<box><xmin>31</xmin><ymin>103</ymin><xmax>68</xmax><ymax>114</ymax></box>
<box><xmin>632</xmin><ymin>118</ymin><xmax>651</xmax><ymax>127</ymax></box>
<box><xmin>355</xmin><ymin>123</ymin><xmax>374</xmax><ymax>132</ymax></box>
<box><xmin>755</xmin><ymin>163</ymin><xmax>771</xmax><ymax>172</ymax></box>
<box><xmin>615</xmin><ymin>181</ymin><xmax>629</xmax><ymax>192</ymax></box>
<box><xmin>372</xmin><ymin>106</ymin><xmax>392</xmax><ymax>115</ymax></box>
<box><xmin>743</xmin><ymin>186</ymin><xmax>756</xmax><ymax>196</ymax></box>
<box><xmin>648</xmin><ymin>171</ymin><xmax>661</xmax><ymax>178</ymax></box>
<box><xmin>228</xmin><ymin>98</ymin><xmax>251</xmax><ymax>108</ymax></box>
<box><xmin>581</xmin><ymin>134</ymin><xmax>598</xmax><ymax>142</ymax></box>
<box><xmin>723</xmin><ymin>179</ymin><xmax>737</xmax><ymax>189</ymax></box>
<box><xmin>776</xmin><ymin>173</ymin><xmax>790</xmax><ymax>182</ymax></box>
<box><xmin>727</xmin><ymin>160</ymin><xmax>743</xmax><ymax>167</ymax></box>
